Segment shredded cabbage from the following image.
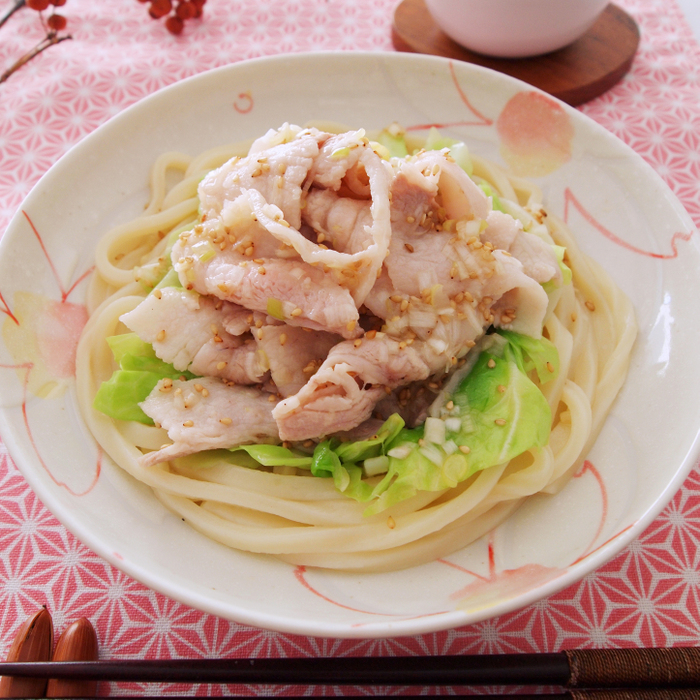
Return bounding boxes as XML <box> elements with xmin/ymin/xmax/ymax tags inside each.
<box><xmin>93</xmin><ymin>333</ymin><xmax>195</xmax><ymax>425</ymax></box>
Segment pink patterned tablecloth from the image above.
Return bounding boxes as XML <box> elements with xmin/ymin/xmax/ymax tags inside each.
<box><xmin>1</xmin><ymin>0</ymin><xmax>700</xmax><ymax>696</ymax></box>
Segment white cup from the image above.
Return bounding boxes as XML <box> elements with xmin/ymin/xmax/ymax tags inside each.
<box><xmin>424</xmin><ymin>0</ymin><xmax>611</xmax><ymax>58</ymax></box>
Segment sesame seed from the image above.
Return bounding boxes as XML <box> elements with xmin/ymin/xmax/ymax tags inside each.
<box><xmin>218</xmin><ymin>283</ymin><xmax>228</xmax><ymax>293</ymax></box>
<box><xmin>446</xmin><ymin>400</ymin><xmax>454</xmax><ymax>410</ymax></box>
<box><xmin>398</xmin><ymin>341</ymin><xmax>407</xmax><ymax>350</ymax></box>
<box><xmin>268</xmin><ymin>394</ymin><xmax>277</xmax><ymax>402</ymax></box>
<box><xmin>546</xmin><ymin>361</ymin><xmax>554</xmax><ymax>373</ymax></box>
<box><xmin>213</xmin><ymin>335</ymin><xmax>223</xmax><ymax>343</ymax></box>
<box><xmin>571</xmin><ymin>312</ymin><xmax>577</xmax><ymax>322</ymax></box>
<box><xmin>156</xmin><ymin>330</ymin><xmax>166</xmax><ymax>342</ymax></box>
<box><xmin>219</xmin><ymin>417</ymin><xmax>232</xmax><ymax>425</ymax></box>
<box><xmin>279</xmin><ymin>333</ymin><xmax>287</xmax><ymax>346</ymax></box>
<box><xmin>585</xmin><ymin>300</ymin><xmax>596</xmax><ymax>312</ymax></box>
<box><xmin>216</xmin><ymin>361</ymin><xmax>227</xmax><ymax>370</ymax></box>
<box><xmin>390</xmin><ymin>294</ymin><xmax>402</xmax><ymax>303</ymax></box>
<box><xmin>303</xmin><ymin>440</ymin><xmax>314</xmax><ymax>447</ymax></box>
<box><xmin>202</xmin><ymin>388</ymin><xmax>209</xmax><ymax>397</ymax></box>
<box><xmin>256</xmin><ymin>329</ymin><xmax>263</xmax><ymax>340</ymax></box>
<box><xmin>366</xmin><ymin>330</ymin><xmax>377</xmax><ymax>339</ymax></box>
<box><xmin>253</xmin><ymin>258</ymin><xmax>264</xmax><ymax>264</ymax></box>
<box><xmin>487</xmin><ymin>358</ymin><xmax>496</xmax><ymax>369</ymax></box>
<box><xmin>153</xmin><ymin>289</ymin><xmax>162</xmax><ymax>299</ymax></box>
<box><xmin>244</xmin><ymin>246</ymin><xmax>254</xmax><ymax>256</ymax></box>
<box><xmin>346</xmin><ymin>320</ymin><xmax>356</xmax><ymax>332</ymax></box>
<box><xmin>497</xmin><ymin>385</ymin><xmax>506</xmax><ymax>393</ymax></box>
<box><xmin>406</xmin><ymin>216</ymin><xmax>415</xmax><ymax>224</ymax></box>
<box><xmin>210</xmin><ymin>324</ymin><xmax>218</xmax><ymax>334</ymax></box>
<box><xmin>258</xmin><ymin>266</ymin><xmax>266</xmax><ymax>275</ymax></box>
<box><xmin>183</xmin><ymin>420</ymin><xmax>194</xmax><ymax>427</ymax></box>
<box><xmin>317</xmin><ymin>233</ymin><xmax>326</xmax><ymax>243</ymax></box>
<box><xmin>404</xmin><ymin>243</ymin><xmax>414</xmax><ymax>253</ymax></box>
<box><xmin>459</xmin><ymin>445</ymin><xmax>471</xmax><ymax>454</ymax></box>
<box><xmin>387</xmin><ymin>516</ymin><xmax>396</xmax><ymax>529</ymax></box>
<box><xmin>354</xmin><ymin>339</ymin><xmax>362</xmax><ymax>348</ymax></box>
<box><xmin>494</xmin><ymin>418</ymin><xmax>507</xmax><ymax>426</ymax></box>
<box><xmin>194</xmin><ymin>383</ymin><xmax>203</xmax><ymax>392</ymax></box>
<box><xmin>291</xmin><ymin>307</ymin><xmax>303</xmax><ymax>317</ymax></box>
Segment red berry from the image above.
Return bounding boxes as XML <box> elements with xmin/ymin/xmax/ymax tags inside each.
<box><xmin>47</xmin><ymin>12</ymin><xmax>67</xmax><ymax>30</ymax></box>
<box><xmin>176</xmin><ymin>1</ymin><xmax>196</xmax><ymax>19</ymax></box>
<box><xmin>27</xmin><ymin>0</ymin><xmax>50</xmax><ymax>10</ymax></box>
<box><xmin>148</xmin><ymin>0</ymin><xmax>172</xmax><ymax>19</ymax></box>
<box><xmin>165</xmin><ymin>15</ymin><xmax>184</xmax><ymax>34</ymax></box>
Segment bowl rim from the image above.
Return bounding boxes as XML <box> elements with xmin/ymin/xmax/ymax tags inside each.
<box><xmin>1</xmin><ymin>50</ymin><xmax>699</xmax><ymax>639</ymax></box>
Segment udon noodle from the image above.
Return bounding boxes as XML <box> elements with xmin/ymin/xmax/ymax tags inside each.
<box><xmin>76</xmin><ymin>124</ymin><xmax>636</xmax><ymax>572</ymax></box>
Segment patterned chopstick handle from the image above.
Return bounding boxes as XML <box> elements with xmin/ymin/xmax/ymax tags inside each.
<box><xmin>566</xmin><ymin>647</ymin><xmax>700</xmax><ymax>688</ymax></box>
<box><xmin>568</xmin><ymin>690</ymin><xmax>700</xmax><ymax>699</ymax></box>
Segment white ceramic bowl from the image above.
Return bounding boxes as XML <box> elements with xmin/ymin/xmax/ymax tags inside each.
<box><xmin>1</xmin><ymin>52</ymin><xmax>700</xmax><ymax>638</ymax></box>
<box><xmin>424</xmin><ymin>0</ymin><xmax>610</xmax><ymax>57</ymax></box>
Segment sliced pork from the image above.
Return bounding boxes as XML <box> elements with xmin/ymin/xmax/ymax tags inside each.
<box><xmin>198</xmin><ymin>125</ymin><xmax>324</xmax><ymax>230</ymax></box>
<box><xmin>256</xmin><ymin>325</ymin><xmax>340</xmax><ymax>397</ymax></box>
<box><xmin>173</xmin><ymin>223</ymin><xmax>362</xmax><ymax>339</ymax></box>
<box><xmin>120</xmin><ymin>287</ymin><xmax>267</xmax><ymax>384</ymax></box>
<box><xmin>133</xmin><ymin>127</ymin><xmax>564</xmax><ymax>455</ymax></box>
<box><xmin>482</xmin><ymin>210</ymin><xmax>562</xmax><ymax>285</ymax></box>
<box><xmin>273</xmin><ymin>335</ymin><xmax>431</xmax><ymax>440</ymax></box>
<box><xmin>272</xmin><ymin>148</ymin><xmax>557</xmax><ymax>439</ymax></box>
<box><xmin>140</xmin><ymin>377</ymin><xmax>279</xmax><ymax>466</ymax></box>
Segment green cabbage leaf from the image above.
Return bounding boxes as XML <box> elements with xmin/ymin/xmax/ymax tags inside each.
<box><xmin>93</xmin><ymin>332</ymin><xmax>194</xmax><ymax>425</ymax></box>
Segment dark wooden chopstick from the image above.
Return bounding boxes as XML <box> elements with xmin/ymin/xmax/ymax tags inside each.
<box><xmin>5</xmin><ymin>693</ymin><xmax>700</xmax><ymax>700</ymax></box>
<box><xmin>1</xmin><ymin>648</ymin><xmax>700</xmax><ymax>689</ymax></box>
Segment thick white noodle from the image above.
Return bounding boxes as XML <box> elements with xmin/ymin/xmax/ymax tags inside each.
<box><xmin>75</xmin><ymin>140</ymin><xmax>637</xmax><ymax>572</ymax></box>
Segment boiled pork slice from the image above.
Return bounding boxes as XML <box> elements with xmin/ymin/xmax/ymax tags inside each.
<box><xmin>139</xmin><ymin>377</ymin><xmax>278</xmax><ymax>466</ymax></box>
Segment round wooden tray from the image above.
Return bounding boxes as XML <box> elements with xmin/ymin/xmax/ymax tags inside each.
<box><xmin>392</xmin><ymin>0</ymin><xmax>640</xmax><ymax>106</ymax></box>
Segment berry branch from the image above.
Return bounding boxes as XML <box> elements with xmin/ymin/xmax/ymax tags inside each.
<box><xmin>0</xmin><ymin>0</ymin><xmax>71</xmax><ymax>85</ymax></box>
<box><xmin>0</xmin><ymin>0</ymin><xmax>26</xmax><ymax>31</ymax></box>
<box><xmin>0</xmin><ymin>0</ymin><xmax>209</xmax><ymax>85</ymax></box>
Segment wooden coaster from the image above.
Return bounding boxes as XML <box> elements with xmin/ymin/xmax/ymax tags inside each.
<box><xmin>392</xmin><ymin>0</ymin><xmax>640</xmax><ymax>106</ymax></box>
